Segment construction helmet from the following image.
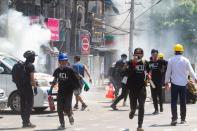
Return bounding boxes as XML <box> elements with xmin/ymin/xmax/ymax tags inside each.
<box><xmin>23</xmin><ymin>50</ymin><xmax>37</xmax><ymax>58</ymax></box>
<box><xmin>174</xmin><ymin>44</ymin><xmax>184</xmax><ymax>52</ymax></box>
<box><xmin>158</xmin><ymin>53</ymin><xmax>164</xmax><ymax>59</ymax></box>
<box><xmin>58</xmin><ymin>53</ymin><xmax>68</xmax><ymax>61</ymax></box>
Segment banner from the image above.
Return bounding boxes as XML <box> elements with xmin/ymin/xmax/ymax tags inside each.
<box><xmin>46</xmin><ymin>18</ymin><xmax>60</xmax><ymax>41</ymax></box>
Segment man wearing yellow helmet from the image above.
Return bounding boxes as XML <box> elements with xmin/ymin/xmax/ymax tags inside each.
<box><xmin>165</xmin><ymin>44</ymin><xmax>197</xmax><ymax>126</ymax></box>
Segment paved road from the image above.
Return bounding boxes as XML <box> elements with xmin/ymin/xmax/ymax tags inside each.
<box><xmin>0</xmin><ymin>87</ymin><xmax>197</xmax><ymax>131</ymax></box>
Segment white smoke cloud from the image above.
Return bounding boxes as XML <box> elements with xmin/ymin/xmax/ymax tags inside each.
<box><xmin>0</xmin><ymin>10</ymin><xmax>51</xmax><ymax>61</ymax></box>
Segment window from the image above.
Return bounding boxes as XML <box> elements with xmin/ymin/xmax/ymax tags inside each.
<box><xmin>0</xmin><ymin>62</ymin><xmax>11</xmax><ymax>74</ymax></box>
<box><xmin>2</xmin><ymin>57</ymin><xmax>18</xmax><ymax>68</ymax></box>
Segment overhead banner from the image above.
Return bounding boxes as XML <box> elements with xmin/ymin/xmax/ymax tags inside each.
<box><xmin>46</xmin><ymin>18</ymin><xmax>60</xmax><ymax>41</ymax></box>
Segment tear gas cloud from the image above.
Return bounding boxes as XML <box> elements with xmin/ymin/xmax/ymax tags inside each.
<box><xmin>108</xmin><ymin>0</ymin><xmax>195</xmax><ymax>62</ymax></box>
<box><xmin>0</xmin><ymin>10</ymin><xmax>51</xmax><ymax>72</ymax></box>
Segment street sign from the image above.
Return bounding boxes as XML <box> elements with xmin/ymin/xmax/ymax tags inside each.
<box><xmin>81</xmin><ymin>35</ymin><xmax>90</xmax><ymax>55</ymax></box>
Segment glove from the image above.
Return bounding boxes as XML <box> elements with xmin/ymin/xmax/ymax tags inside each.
<box><xmin>34</xmin><ymin>87</ymin><xmax>38</xmax><ymax>96</ymax></box>
<box><xmin>48</xmin><ymin>87</ymin><xmax>53</xmax><ymax>95</ymax></box>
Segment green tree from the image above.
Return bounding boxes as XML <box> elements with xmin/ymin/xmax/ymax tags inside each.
<box><xmin>151</xmin><ymin>0</ymin><xmax>197</xmax><ymax>54</ymax></box>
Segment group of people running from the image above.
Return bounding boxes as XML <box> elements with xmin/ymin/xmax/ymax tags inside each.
<box><xmin>109</xmin><ymin>44</ymin><xmax>197</xmax><ymax>131</ymax></box>
<box><xmin>13</xmin><ymin>43</ymin><xmax>197</xmax><ymax>131</ymax></box>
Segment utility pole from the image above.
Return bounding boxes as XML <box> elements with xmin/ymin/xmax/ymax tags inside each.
<box><xmin>129</xmin><ymin>0</ymin><xmax>134</xmax><ymax>59</ymax></box>
<box><xmin>70</xmin><ymin>0</ymin><xmax>77</xmax><ymax>54</ymax></box>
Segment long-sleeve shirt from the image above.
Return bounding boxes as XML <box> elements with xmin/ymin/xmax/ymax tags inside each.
<box><xmin>165</xmin><ymin>55</ymin><xmax>197</xmax><ymax>86</ymax></box>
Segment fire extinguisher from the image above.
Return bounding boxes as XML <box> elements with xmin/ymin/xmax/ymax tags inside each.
<box><xmin>48</xmin><ymin>95</ymin><xmax>55</xmax><ymax>111</ymax></box>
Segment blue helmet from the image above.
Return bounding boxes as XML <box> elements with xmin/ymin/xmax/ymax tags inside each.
<box><xmin>58</xmin><ymin>53</ymin><xmax>68</xmax><ymax>61</ymax></box>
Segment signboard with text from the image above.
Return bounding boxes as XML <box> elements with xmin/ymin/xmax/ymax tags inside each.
<box><xmin>46</xmin><ymin>18</ymin><xmax>60</xmax><ymax>41</ymax></box>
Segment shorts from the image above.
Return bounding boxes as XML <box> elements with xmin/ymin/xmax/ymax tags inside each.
<box><xmin>74</xmin><ymin>88</ymin><xmax>82</xmax><ymax>96</ymax></box>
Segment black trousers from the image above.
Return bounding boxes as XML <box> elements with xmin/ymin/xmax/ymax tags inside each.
<box><xmin>20</xmin><ymin>89</ymin><xmax>34</xmax><ymax>125</ymax></box>
<box><xmin>57</xmin><ymin>91</ymin><xmax>73</xmax><ymax>125</ymax></box>
<box><xmin>171</xmin><ymin>83</ymin><xmax>186</xmax><ymax>121</ymax></box>
<box><xmin>129</xmin><ymin>87</ymin><xmax>146</xmax><ymax>127</ymax></box>
<box><xmin>112</xmin><ymin>84</ymin><xmax>129</xmax><ymax>106</ymax></box>
<box><xmin>151</xmin><ymin>86</ymin><xmax>163</xmax><ymax>111</ymax></box>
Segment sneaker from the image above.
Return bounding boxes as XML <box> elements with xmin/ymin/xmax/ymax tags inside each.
<box><xmin>152</xmin><ymin>110</ymin><xmax>159</xmax><ymax>115</ymax></box>
<box><xmin>180</xmin><ymin>120</ymin><xmax>186</xmax><ymax>124</ymax></box>
<box><xmin>137</xmin><ymin>127</ymin><xmax>144</xmax><ymax>131</ymax></box>
<box><xmin>22</xmin><ymin>123</ymin><xmax>36</xmax><ymax>128</ymax></box>
<box><xmin>171</xmin><ymin>120</ymin><xmax>177</xmax><ymax>126</ymax></box>
<box><xmin>81</xmin><ymin>104</ymin><xmax>87</xmax><ymax>111</ymax></box>
<box><xmin>58</xmin><ymin>124</ymin><xmax>65</xmax><ymax>130</ymax></box>
<box><xmin>68</xmin><ymin>116</ymin><xmax>74</xmax><ymax>125</ymax></box>
<box><xmin>73</xmin><ymin>104</ymin><xmax>78</xmax><ymax>110</ymax></box>
<box><xmin>111</xmin><ymin>104</ymin><xmax>118</xmax><ymax>110</ymax></box>
<box><xmin>129</xmin><ymin>111</ymin><xmax>135</xmax><ymax>119</ymax></box>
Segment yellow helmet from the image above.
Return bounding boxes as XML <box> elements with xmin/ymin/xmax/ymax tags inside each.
<box><xmin>174</xmin><ymin>44</ymin><xmax>184</xmax><ymax>52</ymax></box>
<box><xmin>158</xmin><ymin>53</ymin><xmax>164</xmax><ymax>59</ymax></box>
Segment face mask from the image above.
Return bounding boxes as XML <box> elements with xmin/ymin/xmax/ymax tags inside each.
<box><xmin>27</xmin><ymin>56</ymin><xmax>35</xmax><ymax>63</ymax></box>
<box><xmin>123</xmin><ymin>59</ymin><xmax>127</xmax><ymax>63</ymax></box>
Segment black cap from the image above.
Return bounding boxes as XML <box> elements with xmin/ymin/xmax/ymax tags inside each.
<box><xmin>23</xmin><ymin>50</ymin><xmax>37</xmax><ymax>59</ymax></box>
<box><xmin>121</xmin><ymin>54</ymin><xmax>127</xmax><ymax>58</ymax></box>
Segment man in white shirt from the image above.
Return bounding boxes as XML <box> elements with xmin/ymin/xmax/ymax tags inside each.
<box><xmin>165</xmin><ymin>44</ymin><xmax>197</xmax><ymax>126</ymax></box>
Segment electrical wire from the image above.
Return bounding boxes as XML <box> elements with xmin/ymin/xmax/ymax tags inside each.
<box><xmin>105</xmin><ymin>8</ymin><xmax>130</xmax><ymax>16</ymax></box>
<box><xmin>134</xmin><ymin>0</ymin><xmax>162</xmax><ymax>21</ymax></box>
<box><xmin>105</xmin><ymin>10</ymin><xmax>131</xmax><ymax>34</ymax></box>
<box><xmin>104</xmin><ymin>23</ymin><xmax>130</xmax><ymax>33</ymax></box>
<box><xmin>104</xmin><ymin>0</ymin><xmax>163</xmax><ymax>35</ymax></box>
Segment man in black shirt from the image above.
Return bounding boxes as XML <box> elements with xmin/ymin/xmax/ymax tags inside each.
<box><xmin>113</xmin><ymin>54</ymin><xmax>128</xmax><ymax>99</ymax></box>
<box><xmin>149</xmin><ymin>50</ymin><xmax>168</xmax><ymax>115</ymax></box>
<box><xmin>111</xmin><ymin>54</ymin><xmax>129</xmax><ymax>110</ymax></box>
<box><xmin>127</xmin><ymin>48</ymin><xmax>149</xmax><ymax>131</ymax></box>
<box><xmin>49</xmin><ymin>53</ymin><xmax>81</xmax><ymax>130</ymax></box>
<box><xmin>20</xmin><ymin>50</ymin><xmax>37</xmax><ymax>128</ymax></box>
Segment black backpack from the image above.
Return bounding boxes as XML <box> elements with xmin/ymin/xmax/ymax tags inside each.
<box><xmin>12</xmin><ymin>61</ymin><xmax>27</xmax><ymax>88</ymax></box>
<box><xmin>114</xmin><ymin>60</ymin><xmax>125</xmax><ymax>77</ymax></box>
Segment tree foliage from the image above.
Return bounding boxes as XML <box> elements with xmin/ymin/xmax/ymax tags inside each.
<box><xmin>151</xmin><ymin>0</ymin><xmax>197</xmax><ymax>47</ymax></box>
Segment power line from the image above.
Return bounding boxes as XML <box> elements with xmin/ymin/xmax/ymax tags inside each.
<box><xmin>105</xmin><ymin>8</ymin><xmax>130</xmax><ymax>17</ymax></box>
<box><xmin>105</xmin><ymin>11</ymin><xmax>131</xmax><ymax>34</ymax></box>
<box><xmin>134</xmin><ymin>0</ymin><xmax>162</xmax><ymax>21</ymax></box>
<box><xmin>104</xmin><ymin>23</ymin><xmax>130</xmax><ymax>33</ymax></box>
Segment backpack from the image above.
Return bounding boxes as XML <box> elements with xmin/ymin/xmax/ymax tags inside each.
<box><xmin>12</xmin><ymin>61</ymin><xmax>28</xmax><ymax>88</ymax></box>
<box><xmin>114</xmin><ymin>60</ymin><xmax>125</xmax><ymax>77</ymax></box>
